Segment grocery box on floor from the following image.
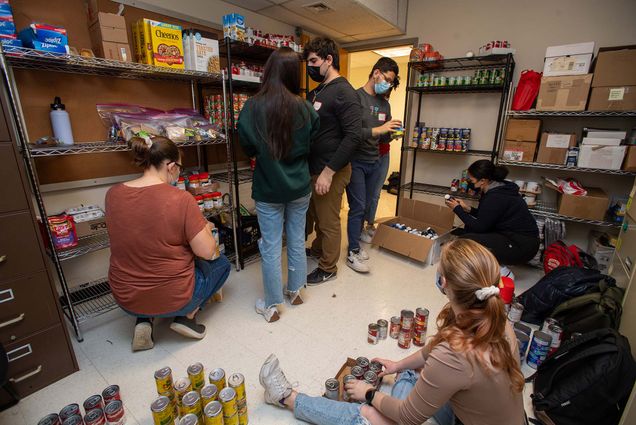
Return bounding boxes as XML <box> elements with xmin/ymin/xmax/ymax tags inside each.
<box><xmin>588</xmin><ymin>86</ymin><xmax>636</xmax><ymax>111</ymax></box>
<box><xmin>536</xmin><ymin>132</ymin><xmax>576</xmax><ymax>165</ymax></box>
<box><xmin>89</xmin><ymin>12</ymin><xmax>132</xmax><ymax>62</ymax></box>
<box><xmin>543</xmin><ymin>42</ymin><xmax>594</xmax><ymax>77</ymax></box>
<box><xmin>591</xmin><ymin>46</ymin><xmax>636</xmax><ymax>87</ymax></box>
<box><xmin>553</xmin><ymin>187</ymin><xmax>609</xmax><ymax>221</ymax></box>
<box><xmin>536</xmin><ymin>74</ymin><xmax>592</xmax><ymax>111</ymax></box>
<box><xmin>578</xmin><ymin>145</ymin><xmax>626</xmax><ymax>170</ymax></box>
<box><xmin>372</xmin><ymin>198</ymin><xmax>455</xmax><ymax>265</ymax></box>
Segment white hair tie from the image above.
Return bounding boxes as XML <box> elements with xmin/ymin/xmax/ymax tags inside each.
<box><xmin>142</xmin><ymin>135</ymin><xmax>153</xmax><ymax>147</ymax></box>
<box><xmin>475</xmin><ymin>286</ymin><xmax>500</xmax><ymax>301</ymax></box>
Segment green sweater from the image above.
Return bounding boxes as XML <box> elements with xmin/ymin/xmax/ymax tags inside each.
<box><xmin>238</xmin><ymin>97</ymin><xmax>320</xmax><ymax>203</ymax></box>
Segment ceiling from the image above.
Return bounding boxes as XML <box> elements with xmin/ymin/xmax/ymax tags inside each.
<box><xmin>221</xmin><ymin>0</ymin><xmax>406</xmax><ymax>43</ymax></box>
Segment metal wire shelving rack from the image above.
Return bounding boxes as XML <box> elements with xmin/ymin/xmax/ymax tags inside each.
<box><xmin>529</xmin><ymin>201</ymin><xmax>621</xmax><ymax>228</ymax></box>
<box><xmin>0</xmin><ymin>45</ymin><xmax>239</xmax><ymax>342</ymax></box>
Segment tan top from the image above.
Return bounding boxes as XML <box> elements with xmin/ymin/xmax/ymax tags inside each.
<box><xmin>379</xmin><ymin>325</ymin><xmax>525</xmax><ymax>425</ymax></box>
<box><xmin>105</xmin><ymin>183</ymin><xmax>207</xmax><ymax>315</ymax></box>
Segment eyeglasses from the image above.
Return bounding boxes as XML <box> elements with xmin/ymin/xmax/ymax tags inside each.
<box><xmin>380</xmin><ymin>72</ymin><xmax>395</xmax><ymax>86</ymax></box>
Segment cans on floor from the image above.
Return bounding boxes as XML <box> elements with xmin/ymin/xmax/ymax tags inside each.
<box><xmin>377</xmin><ymin>319</ymin><xmax>389</xmax><ymax>340</ymax></box>
<box><xmin>201</xmin><ymin>384</ymin><xmax>219</xmax><ymax>405</ymax></box>
<box><xmin>209</xmin><ymin>368</ymin><xmax>227</xmax><ymax>394</ymax></box>
<box><xmin>508</xmin><ymin>302</ymin><xmax>524</xmax><ymax>323</ymax></box>
<box><xmin>104</xmin><ymin>400</ymin><xmax>126</xmax><ymax>425</ymax></box>
<box><xmin>515</xmin><ymin>329</ymin><xmax>530</xmax><ymax>361</ymax></box>
<box><xmin>203</xmin><ymin>400</ymin><xmax>224</xmax><ymax>425</ymax></box>
<box><xmin>342</xmin><ymin>374</ymin><xmax>357</xmax><ymax>402</ymax></box>
<box><xmin>154</xmin><ymin>367</ymin><xmax>174</xmax><ymax>394</ymax></box>
<box><xmin>527</xmin><ymin>331</ymin><xmax>553</xmax><ymax>369</ymax></box>
<box><xmin>152</xmin><ymin>395</ymin><xmax>176</xmax><ymax>425</ymax></box>
<box><xmin>325</xmin><ymin>378</ymin><xmax>340</xmax><ymax>400</ymax></box>
<box><xmin>368</xmin><ymin>323</ymin><xmax>379</xmax><ymax>344</ymax></box>
<box><xmin>187</xmin><ymin>362</ymin><xmax>206</xmax><ymax>392</ymax></box>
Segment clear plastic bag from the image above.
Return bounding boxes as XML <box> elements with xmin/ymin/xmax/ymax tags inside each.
<box><xmin>114</xmin><ymin>113</ymin><xmax>164</xmax><ymax>141</ymax></box>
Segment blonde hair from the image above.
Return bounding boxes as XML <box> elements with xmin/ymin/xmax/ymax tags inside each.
<box><xmin>427</xmin><ymin>239</ymin><xmax>524</xmax><ymax>392</ymax></box>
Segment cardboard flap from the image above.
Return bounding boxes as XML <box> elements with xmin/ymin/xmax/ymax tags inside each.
<box><xmin>372</xmin><ymin>220</ymin><xmax>432</xmax><ymax>262</ymax></box>
<box><xmin>398</xmin><ymin>198</ymin><xmax>455</xmax><ymax>230</ymax></box>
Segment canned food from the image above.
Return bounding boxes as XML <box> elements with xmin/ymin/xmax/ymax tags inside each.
<box><xmin>201</xmin><ymin>384</ymin><xmax>219</xmax><ymax>404</ymax></box>
<box><xmin>181</xmin><ymin>390</ymin><xmax>203</xmax><ymax>418</ymax></box>
<box><xmin>228</xmin><ymin>373</ymin><xmax>247</xmax><ymax>401</ymax></box>
<box><xmin>398</xmin><ymin>328</ymin><xmax>412</xmax><ymax>349</ymax></box>
<box><xmin>175</xmin><ymin>377</ymin><xmax>193</xmax><ymax>409</ymax></box>
<box><xmin>389</xmin><ymin>316</ymin><xmax>401</xmax><ymax>339</ymax></box>
<box><xmin>414</xmin><ymin>308</ymin><xmax>429</xmax><ymax>331</ymax></box>
<box><xmin>237</xmin><ymin>400</ymin><xmax>248</xmax><ymax>425</ymax></box>
<box><xmin>203</xmin><ymin>400</ymin><xmax>224</xmax><ymax>425</ymax></box>
<box><xmin>447</xmin><ymin>76</ymin><xmax>456</xmax><ymax>86</ymax></box>
<box><xmin>219</xmin><ymin>387</ymin><xmax>238</xmax><ymax>418</ymax></box>
<box><xmin>155</xmin><ymin>367</ymin><xmax>174</xmax><ymax>394</ymax></box>
<box><xmin>351</xmin><ymin>365</ymin><xmax>365</xmax><ymax>380</ymax></box>
<box><xmin>102</xmin><ymin>385</ymin><xmax>121</xmax><ymax>403</ymax></box>
<box><xmin>377</xmin><ymin>319</ymin><xmax>389</xmax><ymax>340</ymax></box>
<box><xmin>84</xmin><ymin>395</ymin><xmax>104</xmax><ymax>412</ymax></box>
<box><xmin>37</xmin><ymin>414</ymin><xmax>61</xmax><ymax>425</ymax></box>
<box><xmin>400</xmin><ymin>310</ymin><xmax>415</xmax><ymax>330</ymax></box>
<box><xmin>461</xmin><ymin>128</ymin><xmax>471</xmax><ymax>141</ymax></box>
<box><xmin>547</xmin><ymin>324</ymin><xmax>563</xmax><ymax>355</ymax></box>
<box><xmin>104</xmin><ymin>400</ymin><xmax>126</xmax><ymax>425</ymax></box>
<box><xmin>463</xmin><ymin>75</ymin><xmax>472</xmax><ymax>85</ymax></box>
<box><xmin>325</xmin><ymin>378</ymin><xmax>340</xmax><ymax>400</ymax></box>
<box><xmin>355</xmin><ymin>357</ymin><xmax>370</xmax><ymax>372</ymax></box>
<box><xmin>369</xmin><ymin>361</ymin><xmax>383</xmax><ymax>376</ymax></box>
<box><xmin>188</xmin><ymin>362</ymin><xmax>206</xmax><ymax>392</ymax></box>
<box><xmin>527</xmin><ymin>331</ymin><xmax>552</xmax><ymax>369</ymax></box>
<box><xmin>566</xmin><ymin>147</ymin><xmax>579</xmax><ymax>167</ymax></box>
<box><xmin>224</xmin><ymin>414</ymin><xmax>239</xmax><ymax>425</ymax></box>
<box><xmin>209</xmin><ymin>368</ymin><xmax>227</xmax><ymax>393</ymax></box>
<box><xmin>438</xmin><ymin>76</ymin><xmax>447</xmax><ymax>86</ymax></box>
<box><xmin>59</xmin><ymin>404</ymin><xmax>81</xmax><ymax>421</ymax></box>
<box><xmin>159</xmin><ymin>389</ymin><xmax>179</xmax><ymax>419</ymax></box>
<box><xmin>368</xmin><ymin>323</ymin><xmax>379</xmax><ymax>344</ymax></box>
<box><xmin>342</xmin><ymin>374</ymin><xmax>357</xmax><ymax>402</ymax></box>
<box><xmin>61</xmin><ymin>416</ymin><xmax>83</xmax><ymax>425</ymax></box>
<box><xmin>84</xmin><ymin>409</ymin><xmax>106</xmax><ymax>425</ymax></box>
<box><xmin>515</xmin><ymin>329</ymin><xmax>530</xmax><ymax>361</ymax></box>
<box><xmin>363</xmin><ymin>371</ymin><xmax>378</xmax><ymax>387</ymax></box>
<box><xmin>413</xmin><ymin>329</ymin><xmax>427</xmax><ymax>347</ymax></box>
<box><xmin>514</xmin><ymin>322</ymin><xmax>532</xmax><ymax>338</ymax></box>
<box><xmin>508</xmin><ymin>302</ymin><xmax>524</xmax><ymax>323</ymax></box>
<box><xmin>179</xmin><ymin>413</ymin><xmax>199</xmax><ymax>425</ymax></box>
<box><xmin>541</xmin><ymin>318</ymin><xmax>559</xmax><ymax>333</ymax></box>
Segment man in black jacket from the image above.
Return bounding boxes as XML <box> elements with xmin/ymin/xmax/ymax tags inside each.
<box><xmin>304</xmin><ymin>37</ymin><xmax>362</xmax><ymax>284</ymax></box>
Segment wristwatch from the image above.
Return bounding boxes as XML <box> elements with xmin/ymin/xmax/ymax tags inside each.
<box><xmin>365</xmin><ymin>388</ymin><xmax>377</xmax><ymax>406</ymax></box>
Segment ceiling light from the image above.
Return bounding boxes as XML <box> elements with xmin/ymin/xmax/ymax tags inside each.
<box><xmin>372</xmin><ymin>46</ymin><xmax>412</xmax><ymax>58</ymax></box>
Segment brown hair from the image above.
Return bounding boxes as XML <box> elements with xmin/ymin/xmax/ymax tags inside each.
<box><xmin>128</xmin><ymin>136</ymin><xmax>180</xmax><ymax>169</ymax></box>
<box><xmin>427</xmin><ymin>238</ymin><xmax>524</xmax><ymax>392</ymax></box>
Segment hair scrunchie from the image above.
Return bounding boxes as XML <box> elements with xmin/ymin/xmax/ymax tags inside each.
<box><xmin>475</xmin><ymin>285</ymin><xmax>500</xmax><ymax>301</ymax></box>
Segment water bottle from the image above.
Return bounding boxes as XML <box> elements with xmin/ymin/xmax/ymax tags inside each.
<box><xmin>50</xmin><ymin>96</ymin><xmax>74</xmax><ymax>145</ymax></box>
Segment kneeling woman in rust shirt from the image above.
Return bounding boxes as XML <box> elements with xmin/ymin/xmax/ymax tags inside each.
<box><xmin>106</xmin><ymin>136</ymin><xmax>230</xmax><ymax>351</ymax></box>
<box><xmin>258</xmin><ymin>238</ymin><xmax>526</xmax><ymax>425</ymax></box>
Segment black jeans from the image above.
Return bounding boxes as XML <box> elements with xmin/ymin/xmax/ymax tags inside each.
<box><xmin>454</xmin><ymin>229</ymin><xmax>540</xmax><ymax>265</ymax></box>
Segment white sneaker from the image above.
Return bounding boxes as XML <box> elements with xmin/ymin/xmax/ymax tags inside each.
<box><xmin>255</xmin><ymin>299</ymin><xmax>280</xmax><ymax>323</ymax></box>
<box><xmin>259</xmin><ymin>354</ymin><xmax>293</xmax><ymax>406</ymax></box>
<box><xmin>347</xmin><ymin>251</ymin><xmax>370</xmax><ymax>273</ymax></box>
<box><xmin>285</xmin><ymin>289</ymin><xmax>304</xmax><ymax>306</ymax></box>
<box><xmin>360</xmin><ymin>230</ymin><xmax>373</xmax><ymax>244</ymax></box>
<box><xmin>357</xmin><ymin>247</ymin><xmax>370</xmax><ymax>261</ymax></box>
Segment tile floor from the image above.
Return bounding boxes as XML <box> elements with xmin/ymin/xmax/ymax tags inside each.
<box><xmin>1</xmin><ymin>193</ymin><xmax>543</xmax><ymax>425</ymax></box>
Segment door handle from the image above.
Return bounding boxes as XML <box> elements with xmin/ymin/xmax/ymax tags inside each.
<box><xmin>0</xmin><ymin>254</ymin><xmax>6</xmax><ymax>264</ymax></box>
<box><xmin>9</xmin><ymin>365</ymin><xmax>42</xmax><ymax>383</ymax></box>
<box><xmin>0</xmin><ymin>313</ymin><xmax>25</xmax><ymax>329</ymax></box>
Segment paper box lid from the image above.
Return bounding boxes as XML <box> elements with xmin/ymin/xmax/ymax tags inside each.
<box><xmin>545</xmin><ymin>42</ymin><xmax>595</xmax><ymax>58</ymax></box>
<box><xmin>96</xmin><ymin>12</ymin><xmax>126</xmax><ymax>30</ymax></box>
<box><xmin>398</xmin><ymin>198</ymin><xmax>455</xmax><ymax>230</ymax></box>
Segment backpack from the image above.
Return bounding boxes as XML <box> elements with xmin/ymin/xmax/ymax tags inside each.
<box><xmin>543</xmin><ymin>241</ymin><xmax>598</xmax><ymax>274</ymax></box>
<box><xmin>518</xmin><ymin>267</ymin><xmax>613</xmax><ymax>325</ymax></box>
<box><xmin>530</xmin><ymin>328</ymin><xmax>636</xmax><ymax>425</ymax></box>
<box><xmin>550</xmin><ymin>282</ymin><xmax>625</xmax><ymax>339</ymax></box>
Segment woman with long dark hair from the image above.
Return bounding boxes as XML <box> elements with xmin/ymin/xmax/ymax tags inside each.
<box><xmin>238</xmin><ymin>47</ymin><xmax>319</xmax><ymax>322</ymax></box>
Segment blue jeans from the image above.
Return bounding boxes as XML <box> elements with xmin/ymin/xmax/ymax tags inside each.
<box><xmin>364</xmin><ymin>153</ymin><xmax>390</xmax><ymax>226</ymax></box>
<box><xmin>256</xmin><ymin>193</ymin><xmax>311</xmax><ymax>308</ymax></box>
<box><xmin>294</xmin><ymin>369</ymin><xmax>455</xmax><ymax>425</ymax></box>
<box><xmin>124</xmin><ymin>256</ymin><xmax>231</xmax><ymax>318</ymax></box>
<box><xmin>346</xmin><ymin>160</ymin><xmax>381</xmax><ymax>252</ymax></box>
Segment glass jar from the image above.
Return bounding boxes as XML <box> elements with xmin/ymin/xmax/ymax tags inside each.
<box><xmin>177</xmin><ymin>177</ymin><xmax>186</xmax><ymax>191</ymax></box>
<box><xmin>203</xmin><ymin>193</ymin><xmax>214</xmax><ymax>212</ymax></box>
<box><xmin>199</xmin><ymin>172</ymin><xmax>210</xmax><ymax>188</ymax></box>
<box><xmin>211</xmin><ymin>192</ymin><xmax>223</xmax><ymax>209</ymax></box>
<box><xmin>188</xmin><ymin>175</ymin><xmax>200</xmax><ymax>193</ymax></box>
<box><xmin>194</xmin><ymin>195</ymin><xmax>204</xmax><ymax>212</ymax></box>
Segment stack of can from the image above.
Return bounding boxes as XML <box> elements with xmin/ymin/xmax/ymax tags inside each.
<box><xmin>412</xmin><ymin>308</ymin><xmax>429</xmax><ymax>347</ymax></box>
<box><xmin>412</xmin><ymin>125</ymin><xmax>470</xmax><ymax>152</ymax></box>
<box><xmin>388</xmin><ymin>223</ymin><xmax>439</xmax><ymax>240</ymax></box>
<box><xmin>38</xmin><ymin>385</ymin><xmax>124</xmax><ymax>425</ymax></box>
<box><xmin>542</xmin><ymin>318</ymin><xmax>564</xmax><ymax>356</ymax></box>
<box><xmin>398</xmin><ymin>310</ymin><xmax>414</xmax><ymax>349</ymax></box>
<box><xmin>229</xmin><ymin>373</ymin><xmax>248</xmax><ymax>425</ymax></box>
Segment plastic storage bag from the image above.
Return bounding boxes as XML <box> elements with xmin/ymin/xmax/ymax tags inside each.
<box><xmin>511</xmin><ymin>70</ymin><xmax>542</xmax><ymax>111</ymax></box>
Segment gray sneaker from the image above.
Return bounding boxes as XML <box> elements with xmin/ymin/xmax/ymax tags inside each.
<box><xmin>347</xmin><ymin>250</ymin><xmax>370</xmax><ymax>273</ymax></box>
<box><xmin>259</xmin><ymin>354</ymin><xmax>293</xmax><ymax>406</ymax></box>
<box><xmin>255</xmin><ymin>299</ymin><xmax>280</xmax><ymax>322</ymax></box>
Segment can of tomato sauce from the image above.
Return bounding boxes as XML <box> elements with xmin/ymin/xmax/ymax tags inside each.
<box><xmin>400</xmin><ymin>310</ymin><xmax>414</xmax><ymax>331</ymax></box>
<box><xmin>102</xmin><ymin>385</ymin><xmax>121</xmax><ymax>404</ymax></box>
<box><xmin>104</xmin><ymin>400</ymin><xmax>126</xmax><ymax>425</ymax></box>
<box><xmin>398</xmin><ymin>328</ymin><xmax>412</xmax><ymax>349</ymax></box>
<box><xmin>83</xmin><ymin>408</ymin><xmax>106</xmax><ymax>425</ymax></box>
<box><xmin>389</xmin><ymin>316</ymin><xmax>401</xmax><ymax>339</ymax></box>
<box><xmin>368</xmin><ymin>323</ymin><xmax>379</xmax><ymax>344</ymax></box>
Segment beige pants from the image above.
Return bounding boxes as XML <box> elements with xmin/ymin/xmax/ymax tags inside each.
<box><xmin>306</xmin><ymin>164</ymin><xmax>352</xmax><ymax>274</ymax></box>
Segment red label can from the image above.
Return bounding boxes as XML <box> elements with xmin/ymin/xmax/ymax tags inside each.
<box><xmin>104</xmin><ymin>400</ymin><xmax>125</xmax><ymax>425</ymax></box>
<box><xmin>83</xmin><ymin>409</ymin><xmax>106</xmax><ymax>425</ymax></box>
<box><xmin>102</xmin><ymin>385</ymin><xmax>121</xmax><ymax>403</ymax></box>
<box><xmin>389</xmin><ymin>316</ymin><xmax>401</xmax><ymax>339</ymax></box>
<box><xmin>414</xmin><ymin>308</ymin><xmax>429</xmax><ymax>332</ymax></box>
<box><xmin>398</xmin><ymin>329</ymin><xmax>412</xmax><ymax>349</ymax></box>
<box><xmin>368</xmin><ymin>323</ymin><xmax>379</xmax><ymax>345</ymax></box>
<box><xmin>413</xmin><ymin>329</ymin><xmax>427</xmax><ymax>347</ymax></box>
<box><xmin>400</xmin><ymin>310</ymin><xmax>414</xmax><ymax>331</ymax></box>
<box><xmin>59</xmin><ymin>404</ymin><xmax>81</xmax><ymax>421</ymax></box>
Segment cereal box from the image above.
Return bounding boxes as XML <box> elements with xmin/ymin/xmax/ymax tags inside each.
<box><xmin>147</xmin><ymin>20</ymin><xmax>184</xmax><ymax>69</ymax></box>
<box><xmin>184</xmin><ymin>29</ymin><xmax>219</xmax><ymax>73</ymax></box>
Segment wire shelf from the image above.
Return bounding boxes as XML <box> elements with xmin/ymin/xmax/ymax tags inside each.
<box><xmin>55</xmin><ymin>232</ymin><xmax>110</xmax><ymax>261</ymax></box>
<box><xmin>401</xmin><ymin>182</ymin><xmax>480</xmax><ymax>200</ymax></box>
<box><xmin>60</xmin><ymin>278</ymin><xmax>119</xmax><ymax>323</ymax></box>
<box><xmin>212</xmin><ymin>168</ymin><xmax>253</xmax><ymax>184</ymax></box>
<box><xmin>406</xmin><ymin>147</ymin><xmax>492</xmax><ymax>157</ymax></box>
<box><xmin>408</xmin><ymin>84</ymin><xmax>504</xmax><ymax>94</ymax></box>
<box><xmin>3</xmin><ymin>46</ymin><xmax>224</xmax><ymax>83</ymax></box>
<box><xmin>498</xmin><ymin>160</ymin><xmax>636</xmax><ymax>176</ymax></box>
<box><xmin>203</xmin><ymin>205</ymin><xmax>233</xmax><ymax>219</ymax></box>
<box><xmin>219</xmin><ymin>38</ymin><xmax>277</xmax><ymax>62</ymax></box>
<box><xmin>529</xmin><ymin>202</ymin><xmax>621</xmax><ymax>228</ymax></box>
<box><xmin>507</xmin><ymin>110</ymin><xmax>636</xmax><ymax>117</ymax></box>
<box><xmin>409</xmin><ymin>54</ymin><xmax>513</xmax><ymax>73</ymax></box>
<box><xmin>28</xmin><ymin>138</ymin><xmax>226</xmax><ymax>157</ymax></box>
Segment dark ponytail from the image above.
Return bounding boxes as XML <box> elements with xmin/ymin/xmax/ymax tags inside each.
<box><xmin>128</xmin><ymin>136</ymin><xmax>180</xmax><ymax>169</ymax></box>
<box><xmin>468</xmin><ymin>160</ymin><xmax>508</xmax><ymax>182</ymax></box>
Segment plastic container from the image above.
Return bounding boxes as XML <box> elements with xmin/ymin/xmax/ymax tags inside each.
<box><xmin>50</xmin><ymin>96</ymin><xmax>74</xmax><ymax>145</ymax></box>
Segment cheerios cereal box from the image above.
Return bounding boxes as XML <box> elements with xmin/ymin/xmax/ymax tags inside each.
<box><xmin>140</xmin><ymin>19</ymin><xmax>184</xmax><ymax>69</ymax></box>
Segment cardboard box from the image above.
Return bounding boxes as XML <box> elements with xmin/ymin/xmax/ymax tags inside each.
<box><xmin>623</xmin><ymin>146</ymin><xmax>636</xmax><ymax>172</ymax></box>
<box><xmin>502</xmin><ymin>140</ymin><xmax>537</xmax><ymax>162</ymax></box>
<box><xmin>536</xmin><ymin>74</ymin><xmax>593</xmax><ymax>111</ymax></box>
<box><xmin>93</xmin><ymin>41</ymin><xmax>131</xmax><ymax>62</ymax></box>
<box><xmin>89</xmin><ymin>12</ymin><xmax>131</xmax><ymax>62</ymax></box>
<box><xmin>543</xmin><ymin>42</ymin><xmax>594</xmax><ymax>77</ymax></box>
<box><xmin>504</xmin><ymin>119</ymin><xmax>541</xmax><ymax>142</ymax></box>
<box><xmin>74</xmin><ymin>217</ymin><xmax>107</xmax><ymax>238</ymax></box>
<box><xmin>578</xmin><ymin>145</ymin><xmax>627</xmax><ymax>170</ymax></box>
<box><xmin>372</xmin><ymin>199</ymin><xmax>455</xmax><ymax>265</ymax></box>
<box><xmin>536</xmin><ymin>132</ymin><xmax>576</xmax><ymax>165</ymax></box>
<box><xmin>588</xmin><ymin>86</ymin><xmax>636</xmax><ymax>111</ymax></box>
<box><xmin>557</xmin><ymin>187</ymin><xmax>609</xmax><ymax>221</ymax></box>
<box><xmin>592</xmin><ymin>46</ymin><xmax>636</xmax><ymax>88</ymax></box>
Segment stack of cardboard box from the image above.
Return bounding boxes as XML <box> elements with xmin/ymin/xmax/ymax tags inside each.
<box><xmin>588</xmin><ymin>46</ymin><xmax>636</xmax><ymax>111</ymax></box>
<box><xmin>89</xmin><ymin>12</ymin><xmax>131</xmax><ymax>62</ymax></box>
<box><xmin>501</xmin><ymin>119</ymin><xmax>541</xmax><ymax>162</ymax></box>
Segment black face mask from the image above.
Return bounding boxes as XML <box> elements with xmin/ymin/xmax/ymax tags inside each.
<box><xmin>308</xmin><ymin>64</ymin><xmax>325</xmax><ymax>83</ymax></box>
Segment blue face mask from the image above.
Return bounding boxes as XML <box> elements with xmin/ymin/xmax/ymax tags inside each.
<box><xmin>435</xmin><ymin>272</ymin><xmax>446</xmax><ymax>295</ymax></box>
<box><xmin>374</xmin><ymin>80</ymin><xmax>391</xmax><ymax>94</ymax></box>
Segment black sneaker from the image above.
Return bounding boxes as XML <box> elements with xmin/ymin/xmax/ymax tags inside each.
<box><xmin>307</xmin><ymin>267</ymin><xmax>336</xmax><ymax>286</ymax></box>
<box><xmin>170</xmin><ymin>316</ymin><xmax>207</xmax><ymax>339</ymax></box>
<box><xmin>305</xmin><ymin>248</ymin><xmax>319</xmax><ymax>259</ymax></box>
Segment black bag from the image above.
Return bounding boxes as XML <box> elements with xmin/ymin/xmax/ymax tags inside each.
<box><xmin>531</xmin><ymin>328</ymin><xmax>636</xmax><ymax>425</ymax></box>
<box><xmin>551</xmin><ymin>281</ymin><xmax>625</xmax><ymax>339</ymax></box>
<box><xmin>518</xmin><ymin>267</ymin><xmax>614</xmax><ymax>325</ymax></box>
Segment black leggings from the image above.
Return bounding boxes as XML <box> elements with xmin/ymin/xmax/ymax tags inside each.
<box><xmin>455</xmin><ymin>230</ymin><xmax>540</xmax><ymax>265</ymax></box>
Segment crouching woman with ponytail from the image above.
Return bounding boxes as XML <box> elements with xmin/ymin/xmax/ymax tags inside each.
<box><xmin>445</xmin><ymin>159</ymin><xmax>539</xmax><ymax>266</ymax></box>
<box><xmin>256</xmin><ymin>239</ymin><xmax>526</xmax><ymax>425</ymax></box>
<box><xmin>105</xmin><ymin>136</ymin><xmax>230</xmax><ymax>351</ymax></box>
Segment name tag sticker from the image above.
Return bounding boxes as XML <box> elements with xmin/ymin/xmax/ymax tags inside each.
<box><xmin>378</xmin><ymin>113</ymin><xmax>386</xmax><ymax>121</ymax></box>
<box><xmin>314</xmin><ymin>101</ymin><xmax>322</xmax><ymax>111</ymax></box>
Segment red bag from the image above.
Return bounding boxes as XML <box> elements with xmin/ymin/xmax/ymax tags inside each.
<box><xmin>543</xmin><ymin>240</ymin><xmax>598</xmax><ymax>274</ymax></box>
<box><xmin>511</xmin><ymin>70</ymin><xmax>542</xmax><ymax>110</ymax></box>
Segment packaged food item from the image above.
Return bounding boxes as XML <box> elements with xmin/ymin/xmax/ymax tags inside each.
<box><xmin>47</xmin><ymin>214</ymin><xmax>78</xmax><ymax>250</ymax></box>
<box><xmin>134</xmin><ymin>19</ymin><xmax>184</xmax><ymax>68</ymax></box>
<box><xmin>183</xmin><ymin>29</ymin><xmax>220</xmax><ymax>73</ymax></box>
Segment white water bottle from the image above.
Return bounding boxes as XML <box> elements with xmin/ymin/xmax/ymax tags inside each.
<box><xmin>50</xmin><ymin>96</ymin><xmax>74</xmax><ymax>145</ymax></box>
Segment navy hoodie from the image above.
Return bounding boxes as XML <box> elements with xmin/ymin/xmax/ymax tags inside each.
<box><xmin>454</xmin><ymin>180</ymin><xmax>539</xmax><ymax>237</ymax></box>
